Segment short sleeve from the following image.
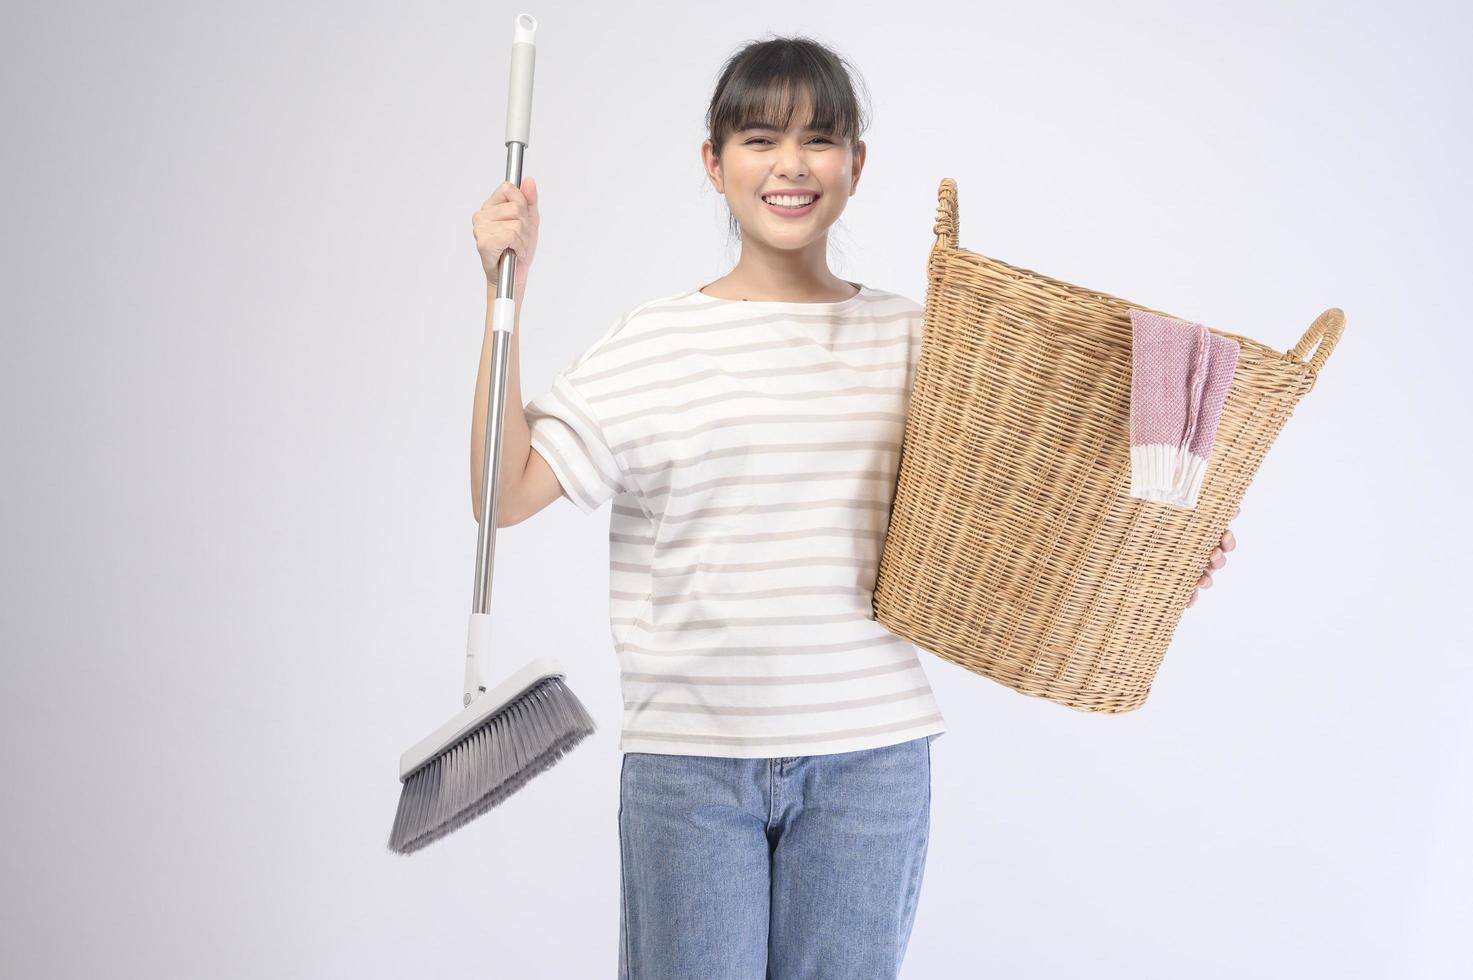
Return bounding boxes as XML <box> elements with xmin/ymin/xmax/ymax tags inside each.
<box><xmin>524</xmin><ymin>319</ymin><xmax>630</xmax><ymax>515</ymax></box>
<box><xmin>902</xmin><ymin>295</ymin><xmax>926</xmax><ymax>392</ymax></box>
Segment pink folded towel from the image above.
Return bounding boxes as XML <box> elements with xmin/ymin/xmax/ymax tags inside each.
<box><xmin>1128</xmin><ymin>308</ymin><xmax>1240</xmax><ymax>509</ymax></box>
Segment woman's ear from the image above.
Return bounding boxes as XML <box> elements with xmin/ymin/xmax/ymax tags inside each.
<box><xmin>701</xmin><ymin>138</ymin><xmax>724</xmax><ymax>193</ymax></box>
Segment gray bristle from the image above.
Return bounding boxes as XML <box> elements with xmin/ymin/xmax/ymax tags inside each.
<box><xmin>388</xmin><ymin>676</ymin><xmax>596</xmax><ymax>855</ymax></box>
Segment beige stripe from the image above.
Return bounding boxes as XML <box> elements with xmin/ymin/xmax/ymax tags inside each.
<box><xmin>587</xmin><ymin>305</ymin><xmax>913</xmax><ymax>363</ymax></box>
<box><xmin>621</xmin><ymin>658</ymin><xmax>919</xmax><ymax>687</ymax></box>
<box><xmin>648</xmin><ymin>583</ymin><xmax>872</xmax><ymax>605</ymax></box>
<box><xmin>658</xmin><ymin>496</ymin><xmax>890</xmax><ymax>526</ymax></box>
<box><xmin>610</xmin><ymin>409</ymin><xmax>904</xmax><ymax>457</ymax></box>
<box><xmin>583</xmin><ymin>352</ymin><xmax>907</xmax><ymax>412</ymax></box>
<box><xmin>620</xmin><ymin>712</ymin><xmax>944</xmax><ymax>748</ymax></box>
<box><xmin>610</xmin><ymin>465</ymin><xmax>897</xmax><ymax>507</ymax></box>
<box><xmin>588</xmin><ymin>356</ymin><xmax>909</xmax><ymax>413</ymax></box>
<box><xmin>612</xmin><ymin>555</ymin><xmax>875</xmax><ymax>576</ymax></box>
<box><xmin>612</xmin><ymin>525</ymin><xmax>885</xmax><ymax>549</ymax></box>
<box><xmin>623</xmin><ymin>439</ymin><xmax>902</xmax><ymax>479</ymax></box>
<box><xmin>626</xmin><ymin>685</ymin><xmax>935</xmax><ymax>716</ymax></box>
<box><xmin>628</xmin><ymin>611</ymin><xmax>876</xmax><ymax>631</ymax></box>
<box><xmin>619</xmin><ymin>633</ymin><xmax>903</xmax><ymax>658</ymax></box>
<box><xmin>601</xmin><ymin>380</ymin><xmax>907</xmax><ymax>428</ymax></box>
<box><xmin>646</xmin><ymin>467</ymin><xmax>894</xmax><ymax>499</ymax></box>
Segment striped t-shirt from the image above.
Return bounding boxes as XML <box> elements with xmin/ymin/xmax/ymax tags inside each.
<box><xmin>523</xmin><ymin>282</ymin><xmax>947</xmax><ymax>759</ymax></box>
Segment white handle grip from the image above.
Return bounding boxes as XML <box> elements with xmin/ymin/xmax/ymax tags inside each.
<box><xmin>463</xmin><ymin>612</ymin><xmax>491</xmax><ymax>705</ymax></box>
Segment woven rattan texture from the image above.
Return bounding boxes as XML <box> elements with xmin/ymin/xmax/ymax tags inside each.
<box><xmin>872</xmin><ymin>177</ymin><xmax>1343</xmax><ymax>713</ymax></box>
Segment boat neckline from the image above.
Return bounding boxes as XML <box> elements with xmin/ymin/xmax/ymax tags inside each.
<box><xmin>688</xmin><ymin>281</ymin><xmax>870</xmax><ymax>310</ymax></box>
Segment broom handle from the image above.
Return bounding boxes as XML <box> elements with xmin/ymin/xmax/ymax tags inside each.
<box><xmin>466</xmin><ymin>13</ymin><xmax>537</xmax><ymax>706</ymax></box>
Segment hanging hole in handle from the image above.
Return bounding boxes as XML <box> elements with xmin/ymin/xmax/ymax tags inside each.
<box><xmin>1288</xmin><ymin>307</ymin><xmax>1345</xmax><ymax>375</ymax></box>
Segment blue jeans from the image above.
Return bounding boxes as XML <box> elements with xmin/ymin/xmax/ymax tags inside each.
<box><xmin>617</xmin><ymin>735</ymin><xmax>932</xmax><ymax>979</ymax></box>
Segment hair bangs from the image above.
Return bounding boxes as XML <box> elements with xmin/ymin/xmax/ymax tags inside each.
<box><xmin>707</xmin><ymin>37</ymin><xmax>868</xmax><ymax>157</ymax></box>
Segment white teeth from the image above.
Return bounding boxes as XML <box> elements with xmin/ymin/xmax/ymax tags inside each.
<box><xmin>763</xmin><ymin>194</ymin><xmax>815</xmax><ymax>207</ymax></box>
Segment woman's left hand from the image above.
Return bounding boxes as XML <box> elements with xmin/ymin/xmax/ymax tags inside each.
<box><xmin>1186</xmin><ymin>505</ymin><xmax>1238</xmax><ymax>609</ymax></box>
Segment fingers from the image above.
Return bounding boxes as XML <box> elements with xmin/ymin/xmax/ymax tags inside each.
<box><xmin>476</xmin><ymin>180</ymin><xmax>536</xmax><ymax>216</ymax></box>
<box><xmin>474</xmin><ymin>199</ymin><xmax>527</xmax><ymax>222</ymax></box>
<box><xmin>478</xmin><ymin>184</ymin><xmax>511</xmax><ymax>210</ymax></box>
<box><xmin>491</xmin><ymin>178</ymin><xmax>534</xmax><ymax>206</ymax></box>
<box><xmin>480</xmin><ymin>181</ymin><xmax>518</xmax><ymax>208</ymax></box>
<box><xmin>1192</xmin><ymin>513</ymin><xmax>1239</xmax><ymax>607</ymax></box>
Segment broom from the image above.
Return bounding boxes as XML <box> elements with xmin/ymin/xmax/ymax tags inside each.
<box><xmin>388</xmin><ymin>12</ymin><xmax>596</xmax><ymax>856</ymax></box>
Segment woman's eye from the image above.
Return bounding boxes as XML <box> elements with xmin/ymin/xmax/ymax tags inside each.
<box><xmin>745</xmin><ymin>137</ymin><xmax>834</xmax><ymax>146</ymax></box>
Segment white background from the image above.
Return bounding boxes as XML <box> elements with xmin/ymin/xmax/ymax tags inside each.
<box><xmin>2</xmin><ymin>0</ymin><xmax>1468</xmax><ymax>977</ymax></box>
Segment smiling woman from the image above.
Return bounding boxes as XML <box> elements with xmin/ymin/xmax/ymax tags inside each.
<box><xmin>515</xmin><ymin>34</ymin><xmax>945</xmax><ymax>980</ymax></box>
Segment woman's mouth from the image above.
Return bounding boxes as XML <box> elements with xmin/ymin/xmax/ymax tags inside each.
<box><xmin>762</xmin><ymin>193</ymin><xmax>819</xmax><ymax>217</ymax></box>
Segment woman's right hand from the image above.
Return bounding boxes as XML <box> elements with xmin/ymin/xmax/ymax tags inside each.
<box><xmin>472</xmin><ymin>176</ymin><xmax>539</xmax><ymax>288</ymax></box>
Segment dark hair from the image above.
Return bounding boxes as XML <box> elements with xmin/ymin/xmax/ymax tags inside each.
<box><xmin>705</xmin><ymin>35</ymin><xmax>871</xmax><ymax>241</ymax></box>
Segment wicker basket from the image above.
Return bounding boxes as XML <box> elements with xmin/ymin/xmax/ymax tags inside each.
<box><xmin>873</xmin><ymin>177</ymin><xmax>1344</xmax><ymax>713</ymax></box>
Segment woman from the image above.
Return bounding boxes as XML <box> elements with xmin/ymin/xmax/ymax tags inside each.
<box><xmin>469</xmin><ymin>34</ymin><xmax>1235</xmax><ymax>980</ymax></box>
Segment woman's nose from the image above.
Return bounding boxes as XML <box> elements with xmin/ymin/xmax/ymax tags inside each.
<box><xmin>776</xmin><ymin>158</ymin><xmax>807</xmax><ymax>179</ymax></box>
<box><xmin>774</xmin><ymin>141</ymin><xmax>808</xmax><ymax>178</ymax></box>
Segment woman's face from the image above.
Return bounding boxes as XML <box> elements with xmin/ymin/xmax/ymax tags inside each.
<box><xmin>703</xmin><ymin>94</ymin><xmax>865</xmax><ymax>252</ymax></box>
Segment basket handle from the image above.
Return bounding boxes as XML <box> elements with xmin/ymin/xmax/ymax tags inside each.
<box><xmin>933</xmin><ymin>177</ymin><xmax>959</xmax><ymax>250</ymax></box>
<box><xmin>1287</xmin><ymin>307</ymin><xmax>1345</xmax><ymax>375</ymax></box>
